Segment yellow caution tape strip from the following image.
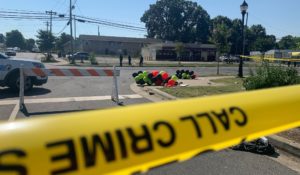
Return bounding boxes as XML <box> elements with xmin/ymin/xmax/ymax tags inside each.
<box><xmin>241</xmin><ymin>55</ymin><xmax>300</xmax><ymax>62</ymax></box>
<box><xmin>1</xmin><ymin>85</ymin><xmax>300</xmax><ymax>175</ymax></box>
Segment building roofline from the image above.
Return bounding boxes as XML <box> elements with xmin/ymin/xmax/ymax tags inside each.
<box><xmin>79</xmin><ymin>35</ymin><xmax>161</xmax><ymax>44</ymax></box>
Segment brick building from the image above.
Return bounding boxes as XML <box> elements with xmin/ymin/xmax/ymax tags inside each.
<box><xmin>141</xmin><ymin>43</ymin><xmax>217</xmax><ymax>61</ymax></box>
<box><xmin>77</xmin><ymin>35</ymin><xmax>161</xmax><ymax>56</ymax></box>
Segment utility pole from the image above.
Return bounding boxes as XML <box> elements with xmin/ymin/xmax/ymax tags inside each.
<box><xmin>70</xmin><ymin>0</ymin><xmax>75</xmax><ymax>64</ymax></box>
<box><xmin>73</xmin><ymin>15</ymin><xmax>77</xmax><ymax>52</ymax></box>
<box><xmin>46</xmin><ymin>10</ymin><xmax>57</xmax><ymax>34</ymax></box>
<box><xmin>98</xmin><ymin>26</ymin><xmax>100</xmax><ymax>36</ymax></box>
<box><xmin>45</xmin><ymin>21</ymin><xmax>49</xmax><ymax>32</ymax></box>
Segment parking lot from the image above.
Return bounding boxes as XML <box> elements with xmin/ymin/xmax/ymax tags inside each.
<box><xmin>0</xmin><ymin>52</ymin><xmax>255</xmax><ymax>120</ymax></box>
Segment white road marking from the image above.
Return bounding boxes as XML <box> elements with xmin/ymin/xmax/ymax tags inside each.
<box><xmin>0</xmin><ymin>94</ymin><xmax>143</xmax><ymax>106</ymax></box>
<box><xmin>0</xmin><ymin>100</ymin><xmax>18</xmax><ymax>105</ymax></box>
<box><xmin>8</xmin><ymin>103</ymin><xmax>19</xmax><ymax>121</ymax></box>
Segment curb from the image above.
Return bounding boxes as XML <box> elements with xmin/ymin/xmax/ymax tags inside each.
<box><xmin>145</xmin><ymin>87</ymin><xmax>177</xmax><ymax>100</ymax></box>
<box><xmin>268</xmin><ymin>135</ymin><xmax>300</xmax><ymax>158</ymax></box>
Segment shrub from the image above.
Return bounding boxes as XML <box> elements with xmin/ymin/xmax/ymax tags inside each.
<box><xmin>243</xmin><ymin>63</ymin><xmax>299</xmax><ymax>90</ymax></box>
<box><xmin>89</xmin><ymin>53</ymin><xmax>98</xmax><ymax>65</ymax></box>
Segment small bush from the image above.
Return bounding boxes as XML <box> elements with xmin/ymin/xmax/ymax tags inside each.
<box><xmin>89</xmin><ymin>53</ymin><xmax>98</xmax><ymax>65</ymax></box>
<box><xmin>243</xmin><ymin>63</ymin><xmax>299</xmax><ymax>90</ymax></box>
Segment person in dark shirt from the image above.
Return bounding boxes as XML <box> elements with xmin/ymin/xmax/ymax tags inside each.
<box><xmin>139</xmin><ymin>55</ymin><xmax>144</xmax><ymax>67</ymax></box>
<box><xmin>128</xmin><ymin>55</ymin><xmax>132</xmax><ymax>66</ymax></box>
<box><xmin>119</xmin><ymin>54</ymin><xmax>123</xmax><ymax>67</ymax></box>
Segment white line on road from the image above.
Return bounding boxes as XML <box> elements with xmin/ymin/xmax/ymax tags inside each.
<box><xmin>0</xmin><ymin>94</ymin><xmax>143</xmax><ymax>106</ymax></box>
<box><xmin>8</xmin><ymin>103</ymin><xmax>19</xmax><ymax>121</ymax></box>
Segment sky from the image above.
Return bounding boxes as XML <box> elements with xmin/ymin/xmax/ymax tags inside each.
<box><xmin>1</xmin><ymin>0</ymin><xmax>300</xmax><ymax>40</ymax></box>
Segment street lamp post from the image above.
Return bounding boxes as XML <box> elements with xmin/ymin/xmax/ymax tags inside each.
<box><xmin>238</xmin><ymin>0</ymin><xmax>248</xmax><ymax>77</ymax></box>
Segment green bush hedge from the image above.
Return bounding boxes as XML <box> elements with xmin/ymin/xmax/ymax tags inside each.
<box><xmin>243</xmin><ymin>63</ymin><xmax>299</xmax><ymax>90</ymax></box>
<box><xmin>89</xmin><ymin>53</ymin><xmax>98</xmax><ymax>65</ymax></box>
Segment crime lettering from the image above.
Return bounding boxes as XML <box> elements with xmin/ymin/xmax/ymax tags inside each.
<box><xmin>0</xmin><ymin>106</ymin><xmax>247</xmax><ymax>175</ymax></box>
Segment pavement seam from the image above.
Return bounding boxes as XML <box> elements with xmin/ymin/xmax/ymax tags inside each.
<box><xmin>0</xmin><ymin>94</ymin><xmax>143</xmax><ymax>105</ymax></box>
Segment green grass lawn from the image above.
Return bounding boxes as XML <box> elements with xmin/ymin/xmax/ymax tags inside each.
<box><xmin>161</xmin><ymin>77</ymin><xmax>245</xmax><ymax>98</ymax></box>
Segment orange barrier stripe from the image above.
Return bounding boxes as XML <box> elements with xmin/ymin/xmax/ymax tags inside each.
<box><xmin>32</xmin><ymin>68</ymin><xmax>46</xmax><ymax>77</ymax></box>
<box><xmin>69</xmin><ymin>69</ymin><xmax>83</xmax><ymax>76</ymax></box>
<box><xmin>50</xmin><ymin>69</ymin><xmax>65</xmax><ymax>76</ymax></box>
<box><xmin>104</xmin><ymin>70</ymin><xmax>114</xmax><ymax>76</ymax></box>
<box><xmin>87</xmin><ymin>69</ymin><xmax>100</xmax><ymax>76</ymax></box>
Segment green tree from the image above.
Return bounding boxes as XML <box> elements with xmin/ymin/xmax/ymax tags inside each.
<box><xmin>229</xmin><ymin>19</ymin><xmax>243</xmax><ymax>55</ymax></box>
<box><xmin>211</xmin><ymin>16</ymin><xmax>232</xmax><ymax>29</ymax></box>
<box><xmin>212</xmin><ymin>24</ymin><xmax>231</xmax><ymax>54</ymax></box>
<box><xmin>36</xmin><ymin>30</ymin><xmax>55</xmax><ymax>61</ymax></box>
<box><xmin>210</xmin><ymin>16</ymin><xmax>232</xmax><ymax>55</ymax></box>
<box><xmin>0</xmin><ymin>34</ymin><xmax>5</xmax><ymax>43</ymax></box>
<box><xmin>5</xmin><ymin>30</ymin><xmax>26</xmax><ymax>49</ymax></box>
<box><xmin>141</xmin><ymin>0</ymin><xmax>210</xmax><ymax>43</ymax></box>
<box><xmin>55</xmin><ymin>32</ymin><xmax>72</xmax><ymax>53</ymax></box>
<box><xmin>278</xmin><ymin>35</ymin><xmax>297</xmax><ymax>50</ymax></box>
<box><xmin>247</xmin><ymin>25</ymin><xmax>276</xmax><ymax>52</ymax></box>
<box><xmin>25</xmin><ymin>38</ymin><xmax>35</xmax><ymax>51</ymax></box>
<box><xmin>294</xmin><ymin>37</ymin><xmax>300</xmax><ymax>50</ymax></box>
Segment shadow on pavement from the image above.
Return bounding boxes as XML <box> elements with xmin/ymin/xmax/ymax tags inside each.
<box><xmin>0</xmin><ymin>87</ymin><xmax>51</xmax><ymax>99</ymax></box>
<box><xmin>21</xmin><ymin>106</ymin><xmax>89</xmax><ymax>117</ymax></box>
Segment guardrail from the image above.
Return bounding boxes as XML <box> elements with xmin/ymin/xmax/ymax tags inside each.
<box><xmin>0</xmin><ymin>84</ymin><xmax>299</xmax><ymax>174</ymax></box>
<box><xmin>19</xmin><ymin>65</ymin><xmax>122</xmax><ymax>112</ymax></box>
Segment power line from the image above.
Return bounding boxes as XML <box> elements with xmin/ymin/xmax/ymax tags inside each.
<box><xmin>75</xmin><ymin>15</ymin><xmax>146</xmax><ymax>31</ymax></box>
<box><xmin>0</xmin><ymin>9</ymin><xmax>146</xmax><ymax>32</ymax></box>
<box><xmin>0</xmin><ymin>8</ymin><xmax>44</xmax><ymax>13</ymax></box>
<box><xmin>0</xmin><ymin>10</ymin><xmax>45</xmax><ymax>15</ymax></box>
<box><xmin>46</xmin><ymin>10</ymin><xmax>58</xmax><ymax>34</ymax></box>
<box><xmin>55</xmin><ymin>23</ymin><xmax>69</xmax><ymax>35</ymax></box>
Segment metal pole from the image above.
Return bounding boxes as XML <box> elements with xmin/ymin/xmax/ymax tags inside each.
<box><xmin>50</xmin><ymin>11</ymin><xmax>53</xmax><ymax>34</ymax></box>
<box><xmin>98</xmin><ymin>26</ymin><xmax>100</xmax><ymax>36</ymax></box>
<box><xmin>46</xmin><ymin>21</ymin><xmax>49</xmax><ymax>32</ymax></box>
<box><xmin>238</xmin><ymin>12</ymin><xmax>246</xmax><ymax>78</ymax></box>
<box><xmin>112</xmin><ymin>66</ymin><xmax>120</xmax><ymax>104</ymax></box>
<box><xmin>46</xmin><ymin>10</ymin><xmax>57</xmax><ymax>34</ymax></box>
<box><xmin>74</xmin><ymin>15</ymin><xmax>76</xmax><ymax>40</ymax></box>
<box><xmin>73</xmin><ymin>15</ymin><xmax>77</xmax><ymax>52</ymax></box>
<box><xmin>70</xmin><ymin>0</ymin><xmax>74</xmax><ymax>64</ymax></box>
<box><xmin>19</xmin><ymin>64</ymin><xmax>25</xmax><ymax>111</ymax></box>
<box><xmin>217</xmin><ymin>57</ymin><xmax>220</xmax><ymax>75</ymax></box>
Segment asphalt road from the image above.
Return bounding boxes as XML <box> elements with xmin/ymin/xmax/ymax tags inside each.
<box><xmin>0</xmin><ymin>53</ymin><xmax>299</xmax><ymax>174</ymax></box>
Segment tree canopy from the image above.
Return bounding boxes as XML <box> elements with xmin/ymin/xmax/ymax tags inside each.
<box><xmin>56</xmin><ymin>32</ymin><xmax>73</xmax><ymax>53</ymax></box>
<box><xmin>209</xmin><ymin>17</ymin><xmax>277</xmax><ymax>55</ymax></box>
<box><xmin>141</xmin><ymin>1</ymin><xmax>292</xmax><ymax>55</ymax></box>
<box><xmin>141</xmin><ymin>0</ymin><xmax>210</xmax><ymax>43</ymax></box>
<box><xmin>5</xmin><ymin>30</ymin><xmax>26</xmax><ymax>49</ymax></box>
<box><xmin>0</xmin><ymin>34</ymin><xmax>5</xmax><ymax>43</ymax></box>
<box><xmin>25</xmin><ymin>38</ymin><xmax>35</xmax><ymax>51</ymax></box>
<box><xmin>278</xmin><ymin>35</ymin><xmax>297</xmax><ymax>50</ymax></box>
<box><xmin>36</xmin><ymin>30</ymin><xmax>55</xmax><ymax>53</ymax></box>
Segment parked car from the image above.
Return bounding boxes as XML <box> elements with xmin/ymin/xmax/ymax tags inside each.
<box><xmin>0</xmin><ymin>53</ymin><xmax>48</xmax><ymax>91</ymax></box>
<box><xmin>219</xmin><ymin>55</ymin><xmax>228</xmax><ymax>61</ymax></box>
<box><xmin>221</xmin><ymin>55</ymin><xmax>240</xmax><ymax>63</ymax></box>
<box><xmin>32</xmin><ymin>47</ymin><xmax>40</xmax><ymax>53</ymax></box>
<box><xmin>229</xmin><ymin>56</ymin><xmax>240</xmax><ymax>62</ymax></box>
<box><xmin>68</xmin><ymin>52</ymin><xmax>90</xmax><ymax>61</ymax></box>
<box><xmin>5</xmin><ymin>50</ymin><xmax>16</xmax><ymax>56</ymax></box>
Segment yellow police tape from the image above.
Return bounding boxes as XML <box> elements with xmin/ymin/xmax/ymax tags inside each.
<box><xmin>241</xmin><ymin>55</ymin><xmax>300</xmax><ymax>62</ymax></box>
<box><xmin>1</xmin><ymin>85</ymin><xmax>300</xmax><ymax>175</ymax></box>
